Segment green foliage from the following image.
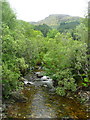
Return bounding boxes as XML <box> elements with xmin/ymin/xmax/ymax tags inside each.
<box><xmin>2</xmin><ymin>1</ymin><xmax>47</xmax><ymax>98</ymax></box>
<box><xmin>43</xmin><ymin>33</ymin><xmax>88</xmax><ymax>96</ymax></box>
<box><xmin>16</xmin><ymin>58</ymin><xmax>28</xmax><ymax>76</ymax></box>
<box><xmin>47</xmin><ymin>29</ymin><xmax>58</xmax><ymax>38</ymax></box>
<box><xmin>82</xmin><ymin>78</ymin><xmax>90</xmax><ymax>87</ymax></box>
<box><xmin>2</xmin><ymin>1</ymin><xmax>89</xmax><ymax>98</ymax></box>
<box><xmin>2</xmin><ymin>1</ymin><xmax>16</xmax><ymax>29</ymax></box>
<box><xmin>58</xmin><ymin>21</ymin><xmax>80</xmax><ymax>33</ymax></box>
<box><xmin>74</xmin><ymin>23</ymin><xmax>88</xmax><ymax>42</ymax></box>
<box><xmin>56</xmin><ymin>87</ymin><xmax>66</xmax><ymax>96</ymax></box>
<box><xmin>2</xmin><ymin>63</ymin><xmax>20</xmax><ymax>97</ymax></box>
<box><xmin>34</xmin><ymin>24</ymin><xmax>51</xmax><ymax>37</ymax></box>
<box><xmin>56</xmin><ymin>77</ymin><xmax>77</xmax><ymax>96</ymax></box>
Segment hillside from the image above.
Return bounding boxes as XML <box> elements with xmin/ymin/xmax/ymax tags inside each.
<box><xmin>30</xmin><ymin>14</ymin><xmax>81</xmax><ymax>28</ymax></box>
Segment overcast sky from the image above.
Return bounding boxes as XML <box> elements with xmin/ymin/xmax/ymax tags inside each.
<box><xmin>7</xmin><ymin>0</ymin><xmax>89</xmax><ymax>22</ymax></box>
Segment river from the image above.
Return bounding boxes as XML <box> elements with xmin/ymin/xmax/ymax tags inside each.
<box><xmin>4</xmin><ymin>72</ymin><xmax>90</xmax><ymax>119</ymax></box>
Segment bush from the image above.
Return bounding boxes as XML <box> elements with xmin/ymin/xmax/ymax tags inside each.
<box><xmin>43</xmin><ymin>33</ymin><xmax>88</xmax><ymax>96</ymax></box>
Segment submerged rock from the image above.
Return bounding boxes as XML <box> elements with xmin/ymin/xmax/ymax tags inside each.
<box><xmin>11</xmin><ymin>91</ymin><xmax>28</xmax><ymax>102</ymax></box>
<box><xmin>78</xmin><ymin>90</ymin><xmax>90</xmax><ymax>102</ymax></box>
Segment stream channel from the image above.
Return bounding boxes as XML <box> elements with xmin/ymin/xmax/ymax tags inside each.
<box><xmin>5</xmin><ymin>71</ymin><xmax>90</xmax><ymax>119</ymax></box>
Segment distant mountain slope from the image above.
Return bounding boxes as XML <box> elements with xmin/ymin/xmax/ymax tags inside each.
<box><xmin>30</xmin><ymin>14</ymin><xmax>81</xmax><ymax>28</ymax></box>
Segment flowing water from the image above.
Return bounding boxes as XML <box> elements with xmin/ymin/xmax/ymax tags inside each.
<box><xmin>6</xmin><ymin>72</ymin><xmax>90</xmax><ymax>119</ymax></box>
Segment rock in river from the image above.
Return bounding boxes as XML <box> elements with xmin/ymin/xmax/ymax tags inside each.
<box><xmin>24</xmin><ymin>80</ymin><xmax>34</xmax><ymax>85</ymax></box>
<box><xmin>41</xmin><ymin>76</ymin><xmax>53</xmax><ymax>88</ymax></box>
<box><xmin>35</xmin><ymin>72</ymin><xmax>43</xmax><ymax>78</ymax></box>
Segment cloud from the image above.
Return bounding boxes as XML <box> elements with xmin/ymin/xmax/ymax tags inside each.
<box><xmin>8</xmin><ymin>0</ymin><xmax>88</xmax><ymax>22</ymax></box>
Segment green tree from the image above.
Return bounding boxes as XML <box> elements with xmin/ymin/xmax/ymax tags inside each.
<box><xmin>43</xmin><ymin>33</ymin><xmax>88</xmax><ymax>96</ymax></box>
<box><xmin>34</xmin><ymin>24</ymin><xmax>51</xmax><ymax>37</ymax></box>
<box><xmin>57</xmin><ymin>21</ymin><xmax>80</xmax><ymax>33</ymax></box>
<box><xmin>75</xmin><ymin>23</ymin><xmax>88</xmax><ymax>43</ymax></box>
<box><xmin>47</xmin><ymin>29</ymin><xmax>58</xmax><ymax>38</ymax></box>
<box><xmin>2</xmin><ymin>1</ymin><xmax>16</xmax><ymax>29</ymax></box>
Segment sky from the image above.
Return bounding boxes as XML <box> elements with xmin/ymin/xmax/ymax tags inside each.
<box><xmin>7</xmin><ymin>0</ymin><xmax>89</xmax><ymax>22</ymax></box>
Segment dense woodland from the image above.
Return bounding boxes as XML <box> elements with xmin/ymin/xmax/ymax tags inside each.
<box><xmin>2</xmin><ymin>1</ymin><xmax>90</xmax><ymax>98</ymax></box>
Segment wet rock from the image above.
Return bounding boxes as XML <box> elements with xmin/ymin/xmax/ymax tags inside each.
<box><xmin>41</xmin><ymin>76</ymin><xmax>50</xmax><ymax>81</ymax></box>
<box><xmin>35</xmin><ymin>72</ymin><xmax>43</xmax><ymax>78</ymax></box>
<box><xmin>36</xmin><ymin>75</ymin><xmax>55</xmax><ymax>89</ymax></box>
<box><xmin>49</xmin><ymin>88</ymin><xmax>56</xmax><ymax>92</ymax></box>
<box><xmin>27</xmin><ymin>81</ymin><xmax>34</xmax><ymax>85</ymax></box>
<box><xmin>21</xmin><ymin>78</ymin><xmax>28</xmax><ymax>85</ymax></box>
<box><xmin>24</xmin><ymin>80</ymin><xmax>34</xmax><ymax>85</ymax></box>
<box><xmin>41</xmin><ymin>77</ymin><xmax>53</xmax><ymax>88</ymax></box>
<box><xmin>42</xmin><ymin>81</ymin><xmax>53</xmax><ymax>88</ymax></box>
<box><xmin>43</xmin><ymin>84</ymin><xmax>48</xmax><ymax>87</ymax></box>
<box><xmin>35</xmin><ymin>78</ymin><xmax>42</xmax><ymax>81</ymax></box>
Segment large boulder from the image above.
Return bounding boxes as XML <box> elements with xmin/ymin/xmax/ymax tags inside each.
<box><xmin>35</xmin><ymin>72</ymin><xmax>43</xmax><ymax>78</ymax></box>
<box><xmin>24</xmin><ymin>80</ymin><xmax>34</xmax><ymax>85</ymax></box>
<box><xmin>41</xmin><ymin>76</ymin><xmax>50</xmax><ymax>80</ymax></box>
<box><xmin>41</xmin><ymin>76</ymin><xmax>54</xmax><ymax>88</ymax></box>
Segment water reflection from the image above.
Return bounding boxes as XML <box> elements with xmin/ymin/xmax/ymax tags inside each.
<box><xmin>6</xmin><ymin>85</ymin><xmax>89</xmax><ymax>119</ymax></box>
